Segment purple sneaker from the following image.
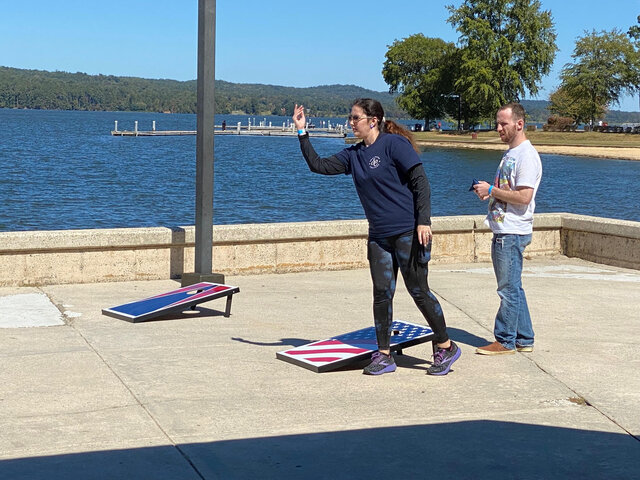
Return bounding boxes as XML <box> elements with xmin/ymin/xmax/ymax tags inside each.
<box><xmin>363</xmin><ymin>352</ymin><xmax>396</xmax><ymax>375</ymax></box>
<box><xmin>427</xmin><ymin>341</ymin><xmax>461</xmax><ymax>376</ymax></box>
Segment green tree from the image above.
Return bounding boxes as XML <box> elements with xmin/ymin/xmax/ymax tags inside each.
<box><xmin>382</xmin><ymin>34</ymin><xmax>458</xmax><ymax>129</ymax></box>
<box><xmin>548</xmin><ymin>85</ymin><xmax>604</xmax><ymax>127</ymax></box>
<box><xmin>560</xmin><ymin>29</ymin><xmax>640</xmax><ymax>126</ymax></box>
<box><xmin>446</xmin><ymin>0</ymin><xmax>557</xmax><ymax>124</ymax></box>
<box><xmin>628</xmin><ymin>15</ymin><xmax>640</xmax><ymax>45</ymax></box>
<box><xmin>627</xmin><ymin>15</ymin><xmax>640</xmax><ymax>114</ymax></box>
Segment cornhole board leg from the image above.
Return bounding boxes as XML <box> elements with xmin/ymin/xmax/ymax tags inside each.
<box><xmin>276</xmin><ymin>320</ymin><xmax>435</xmax><ymax>373</ymax></box>
<box><xmin>225</xmin><ymin>294</ymin><xmax>234</xmax><ymax>317</ymax></box>
<box><xmin>101</xmin><ymin>282</ymin><xmax>240</xmax><ymax>323</ymax></box>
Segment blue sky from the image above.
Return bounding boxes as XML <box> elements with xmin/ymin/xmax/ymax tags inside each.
<box><xmin>2</xmin><ymin>0</ymin><xmax>640</xmax><ymax>111</ymax></box>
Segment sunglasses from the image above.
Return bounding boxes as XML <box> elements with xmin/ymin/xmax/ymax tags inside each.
<box><xmin>348</xmin><ymin>114</ymin><xmax>371</xmax><ymax>123</ymax></box>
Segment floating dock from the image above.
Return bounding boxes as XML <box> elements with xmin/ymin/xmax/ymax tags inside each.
<box><xmin>110</xmin><ymin>120</ymin><xmax>347</xmax><ymax>138</ymax></box>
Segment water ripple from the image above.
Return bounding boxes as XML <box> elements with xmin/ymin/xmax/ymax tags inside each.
<box><xmin>1</xmin><ymin>109</ymin><xmax>638</xmax><ymax>232</ymax></box>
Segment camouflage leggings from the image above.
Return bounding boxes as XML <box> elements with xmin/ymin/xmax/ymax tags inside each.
<box><xmin>367</xmin><ymin>230</ymin><xmax>448</xmax><ymax>350</ymax></box>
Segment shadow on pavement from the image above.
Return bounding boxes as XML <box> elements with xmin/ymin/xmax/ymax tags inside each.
<box><xmin>2</xmin><ymin>421</ymin><xmax>639</xmax><ymax>479</ymax></box>
<box><xmin>447</xmin><ymin>326</ymin><xmax>491</xmax><ymax>348</ymax></box>
<box><xmin>230</xmin><ymin>337</ymin><xmax>313</xmax><ymax>348</ymax></box>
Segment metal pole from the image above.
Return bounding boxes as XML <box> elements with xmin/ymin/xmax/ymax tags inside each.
<box><xmin>195</xmin><ymin>0</ymin><xmax>215</xmax><ymax>276</ymax></box>
<box><xmin>183</xmin><ymin>0</ymin><xmax>224</xmax><ymax>286</ymax></box>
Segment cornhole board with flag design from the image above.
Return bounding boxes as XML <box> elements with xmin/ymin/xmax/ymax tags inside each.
<box><xmin>102</xmin><ymin>282</ymin><xmax>239</xmax><ymax>323</ymax></box>
<box><xmin>276</xmin><ymin>320</ymin><xmax>435</xmax><ymax>373</ymax></box>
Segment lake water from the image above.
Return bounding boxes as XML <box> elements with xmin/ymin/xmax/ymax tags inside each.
<box><xmin>1</xmin><ymin>108</ymin><xmax>639</xmax><ymax>232</ymax></box>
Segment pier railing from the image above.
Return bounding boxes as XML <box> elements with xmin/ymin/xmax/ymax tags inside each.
<box><xmin>111</xmin><ymin>120</ymin><xmax>348</xmax><ymax>138</ymax></box>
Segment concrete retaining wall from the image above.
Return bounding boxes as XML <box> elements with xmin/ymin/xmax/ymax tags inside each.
<box><xmin>0</xmin><ymin>213</ymin><xmax>636</xmax><ymax>286</ymax></box>
<box><xmin>561</xmin><ymin>216</ymin><xmax>640</xmax><ymax>270</ymax></box>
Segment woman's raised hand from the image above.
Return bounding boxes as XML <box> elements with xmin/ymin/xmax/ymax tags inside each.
<box><xmin>292</xmin><ymin>104</ymin><xmax>306</xmax><ymax>130</ymax></box>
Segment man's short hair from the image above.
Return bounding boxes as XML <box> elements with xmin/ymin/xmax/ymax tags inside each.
<box><xmin>499</xmin><ymin>102</ymin><xmax>526</xmax><ymax>123</ymax></box>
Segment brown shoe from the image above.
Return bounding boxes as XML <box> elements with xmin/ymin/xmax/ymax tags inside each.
<box><xmin>476</xmin><ymin>341</ymin><xmax>515</xmax><ymax>355</ymax></box>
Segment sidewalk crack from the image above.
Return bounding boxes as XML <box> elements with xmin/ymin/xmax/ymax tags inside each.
<box><xmin>68</xmin><ymin>323</ymin><xmax>206</xmax><ymax>480</ymax></box>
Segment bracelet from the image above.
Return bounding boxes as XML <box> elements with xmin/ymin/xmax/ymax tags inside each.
<box><xmin>488</xmin><ymin>185</ymin><xmax>494</xmax><ymax>196</ymax></box>
<box><xmin>297</xmin><ymin>129</ymin><xmax>305</xmax><ymax>135</ymax></box>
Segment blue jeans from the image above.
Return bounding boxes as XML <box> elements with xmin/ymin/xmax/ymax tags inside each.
<box><xmin>491</xmin><ymin>233</ymin><xmax>534</xmax><ymax>350</ymax></box>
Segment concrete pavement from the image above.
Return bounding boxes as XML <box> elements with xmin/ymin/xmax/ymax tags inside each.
<box><xmin>1</xmin><ymin>255</ymin><xmax>639</xmax><ymax>479</ymax></box>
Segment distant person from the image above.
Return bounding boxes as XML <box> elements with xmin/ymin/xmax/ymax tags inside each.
<box><xmin>221</xmin><ymin>120</ymin><xmax>226</xmax><ymax>131</ymax></box>
<box><xmin>292</xmin><ymin>98</ymin><xmax>461</xmax><ymax>376</ymax></box>
<box><xmin>473</xmin><ymin>102</ymin><xmax>542</xmax><ymax>355</ymax></box>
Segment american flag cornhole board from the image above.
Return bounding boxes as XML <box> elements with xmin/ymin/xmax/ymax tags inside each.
<box><xmin>102</xmin><ymin>282</ymin><xmax>240</xmax><ymax>323</ymax></box>
<box><xmin>276</xmin><ymin>320</ymin><xmax>435</xmax><ymax>373</ymax></box>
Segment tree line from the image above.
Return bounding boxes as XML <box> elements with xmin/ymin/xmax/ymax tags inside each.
<box><xmin>0</xmin><ymin>66</ymin><xmax>403</xmax><ymax>117</ymax></box>
<box><xmin>382</xmin><ymin>0</ymin><xmax>640</xmax><ymax>129</ymax></box>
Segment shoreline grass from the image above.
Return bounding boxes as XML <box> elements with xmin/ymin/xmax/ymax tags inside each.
<box><xmin>413</xmin><ymin>130</ymin><xmax>640</xmax><ymax>148</ymax></box>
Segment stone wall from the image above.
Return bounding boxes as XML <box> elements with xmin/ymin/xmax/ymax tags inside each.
<box><xmin>0</xmin><ymin>213</ymin><xmax>636</xmax><ymax>287</ymax></box>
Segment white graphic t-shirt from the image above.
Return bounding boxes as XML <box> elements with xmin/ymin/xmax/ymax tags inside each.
<box><xmin>484</xmin><ymin>140</ymin><xmax>542</xmax><ymax>234</ymax></box>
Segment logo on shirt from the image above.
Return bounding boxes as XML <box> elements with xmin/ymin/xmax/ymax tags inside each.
<box><xmin>368</xmin><ymin>156</ymin><xmax>381</xmax><ymax>169</ymax></box>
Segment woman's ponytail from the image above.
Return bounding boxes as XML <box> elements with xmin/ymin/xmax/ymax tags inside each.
<box><xmin>382</xmin><ymin>119</ymin><xmax>419</xmax><ymax>153</ymax></box>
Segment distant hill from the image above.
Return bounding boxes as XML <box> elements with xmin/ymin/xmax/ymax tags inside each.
<box><xmin>520</xmin><ymin>99</ymin><xmax>550</xmax><ymax>123</ymax></box>
<box><xmin>2</xmin><ymin>66</ymin><xmax>639</xmax><ymax>123</ymax></box>
<box><xmin>601</xmin><ymin>108</ymin><xmax>640</xmax><ymax>124</ymax></box>
<box><xmin>0</xmin><ymin>66</ymin><xmax>404</xmax><ymax>117</ymax></box>
<box><xmin>520</xmin><ymin>98</ymin><xmax>640</xmax><ymax>124</ymax></box>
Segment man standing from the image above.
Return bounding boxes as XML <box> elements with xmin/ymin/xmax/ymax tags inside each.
<box><xmin>473</xmin><ymin>103</ymin><xmax>542</xmax><ymax>355</ymax></box>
